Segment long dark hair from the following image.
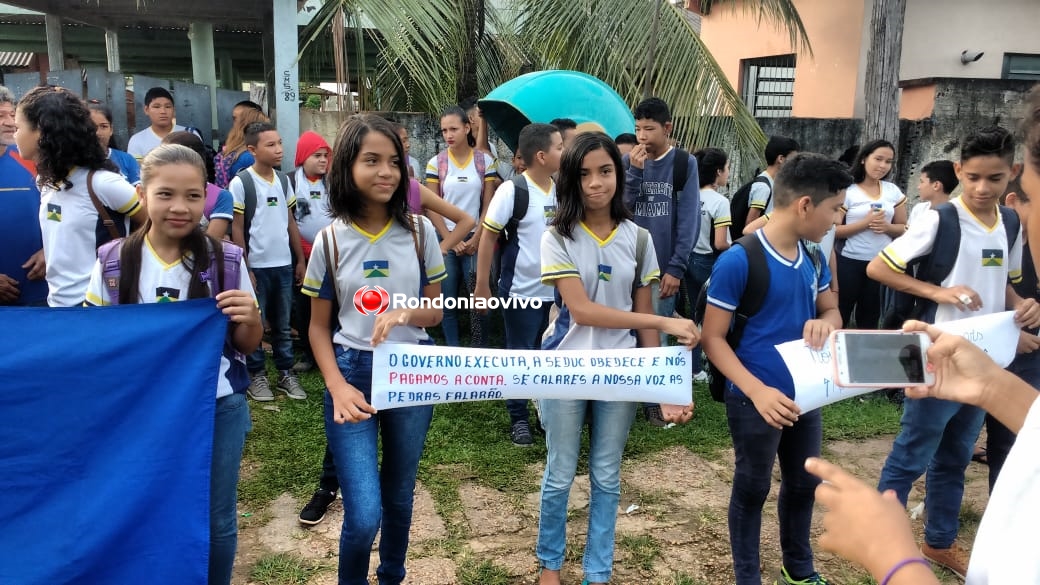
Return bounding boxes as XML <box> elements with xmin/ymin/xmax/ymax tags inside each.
<box><xmin>552</xmin><ymin>132</ymin><xmax>631</xmax><ymax>240</ymax></box>
<box><xmin>118</xmin><ymin>144</ymin><xmax>225</xmax><ymax>304</ymax></box>
<box><xmin>440</xmin><ymin>105</ymin><xmax>476</xmax><ymax>148</ymax></box>
<box><xmin>694</xmin><ymin>147</ymin><xmax>728</xmax><ymax>189</ymax></box>
<box><xmin>87</xmin><ymin>100</ymin><xmax>118</xmax><ymax>150</ymax></box>
<box><xmin>327</xmin><ymin>114</ymin><xmax>412</xmax><ymax>231</ymax></box>
<box><xmin>18</xmin><ymin>86</ymin><xmax>117</xmax><ymax>188</ymax></box>
<box><xmin>850</xmin><ymin>139</ymin><xmax>895</xmax><ymax>183</ymax></box>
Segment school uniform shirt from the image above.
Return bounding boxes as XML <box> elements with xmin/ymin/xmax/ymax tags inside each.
<box><xmin>302</xmin><ymin>216</ymin><xmax>447</xmax><ymax>351</ymax></box>
<box><xmin>540</xmin><ymin>220</ymin><xmax>660</xmax><ymax>351</ymax></box>
<box><xmin>482</xmin><ymin>173</ymin><xmax>557</xmax><ymax>301</ymax></box>
<box><xmin>879</xmin><ymin>196</ymin><xmax>1022</xmax><ymax>325</ymax></box>
<box><xmin>229</xmin><ymin>167</ymin><xmax>296</xmax><ymax>269</ymax></box>
<box><xmin>108</xmin><ymin>148</ymin><xmax>141</xmax><ymax>185</ymax></box>
<box><xmin>748</xmin><ymin>170</ymin><xmax>774</xmax><ymax>214</ymax></box>
<box><xmin>840</xmin><ymin>181</ymin><xmax>907</xmax><ymax>261</ymax></box>
<box><xmin>39</xmin><ymin>168</ymin><xmax>141</xmax><ymax>307</ymax></box>
<box><xmin>0</xmin><ymin>148</ymin><xmax>47</xmax><ymax>305</ymax></box>
<box><xmin>84</xmin><ymin>238</ymin><xmax>255</xmax><ymax>399</ymax></box>
<box><xmin>707</xmin><ymin>229</ymin><xmax>832</xmax><ymax>399</ymax></box>
<box><xmin>291</xmin><ymin>168</ymin><xmax>331</xmax><ymax>244</ymax></box>
<box><xmin>966</xmin><ymin>396</ymin><xmax>1040</xmax><ymax>584</ymax></box>
<box><xmin>207</xmin><ymin>187</ymin><xmax>234</xmax><ymax>224</ymax></box>
<box><xmin>693</xmin><ymin>187</ymin><xmax>732</xmax><ymax>255</ymax></box>
<box><xmin>425</xmin><ymin>150</ymin><xmax>497</xmax><ymax>231</ymax></box>
<box><xmin>126</xmin><ymin>125</ymin><xmax>186</xmax><ymax>160</ymax></box>
<box><xmin>908</xmin><ymin>200</ymin><xmax>932</xmax><ymax>227</ymax></box>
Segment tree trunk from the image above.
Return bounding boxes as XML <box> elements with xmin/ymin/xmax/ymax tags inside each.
<box><xmin>863</xmin><ymin>0</ymin><xmax>906</xmax><ymax>143</ymax></box>
<box><xmin>456</xmin><ymin>0</ymin><xmax>481</xmax><ymax>104</ymax></box>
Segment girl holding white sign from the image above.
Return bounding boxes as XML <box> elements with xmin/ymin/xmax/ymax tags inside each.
<box><xmin>536</xmin><ymin>131</ymin><xmax>697</xmax><ymax>585</ymax></box>
<box><xmin>303</xmin><ymin>114</ymin><xmax>447</xmax><ymax>585</ymax></box>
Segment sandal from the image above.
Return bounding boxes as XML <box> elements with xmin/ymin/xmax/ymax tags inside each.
<box><xmin>971</xmin><ymin>446</ymin><xmax>988</xmax><ymax>465</ymax></box>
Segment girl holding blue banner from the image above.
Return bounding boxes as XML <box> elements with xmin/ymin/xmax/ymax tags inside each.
<box><xmin>83</xmin><ymin>144</ymin><xmax>262</xmax><ymax>585</ymax></box>
<box><xmin>303</xmin><ymin>114</ymin><xmax>447</xmax><ymax>585</ymax></box>
<box><xmin>536</xmin><ymin>132</ymin><xmax>697</xmax><ymax>585</ymax></box>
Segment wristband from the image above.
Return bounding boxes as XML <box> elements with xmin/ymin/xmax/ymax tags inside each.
<box><xmin>880</xmin><ymin>557</ymin><xmax>931</xmax><ymax>585</ymax></box>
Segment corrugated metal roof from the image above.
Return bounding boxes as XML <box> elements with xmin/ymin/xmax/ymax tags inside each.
<box><xmin>0</xmin><ymin>51</ymin><xmax>33</xmax><ymax>68</ymax></box>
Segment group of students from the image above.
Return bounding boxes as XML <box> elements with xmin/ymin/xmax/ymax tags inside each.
<box><xmin>5</xmin><ymin>78</ymin><xmax>1040</xmax><ymax>585</ymax></box>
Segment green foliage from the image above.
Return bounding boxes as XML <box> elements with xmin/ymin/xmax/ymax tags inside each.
<box><xmin>249</xmin><ymin>553</ymin><xmax>329</xmax><ymax>584</ymax></box>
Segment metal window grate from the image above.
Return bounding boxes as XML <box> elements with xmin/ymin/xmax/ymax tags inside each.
<box><xmin>741</xmin><ymin>54</ymin><xmax>796</xmax><ymax>118</ymax></box>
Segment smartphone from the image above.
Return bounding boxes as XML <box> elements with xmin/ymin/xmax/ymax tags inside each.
<box><xmin>831</xmin><ymin>330</ymin><xmax>934</xmax><ymax>388</ymax></box>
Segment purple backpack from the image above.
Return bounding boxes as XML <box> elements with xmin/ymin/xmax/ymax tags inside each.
<box><xmin>96</xmin><ymin>238</ymin><xmax>244</xmax><ymax>305</ymax></box>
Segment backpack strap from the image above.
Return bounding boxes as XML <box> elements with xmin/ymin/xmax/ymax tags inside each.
<box><xmin>411</xmin><ymin>214</ymin><xmax>429</xmax><ymax>287</ymax></box>
<box><xmin>321</xmin><ymin>224</ymin><xmax>341</xmax><ymax>306</ymax></box>
<box><xmin>503</xmin><ymin>174</ymin><xmax>530</xmax><ymax>242</ymax></box>
<box><xmin>727</xmin><ymin>234</ymin><xmax>769</xmax><ymax>348</ymax></box>
<box><xmin>1000</xmin><ymin>205</ymin><xmax>1021</xmax><ymax>251</ymax></box>
<box><xmin>634</xmin><ymin>226</ymin><xmax>650</xmax><ymax>293</ymax></box>
<box><xmin>407</xmin><ymin>178</ymin><xmax>423</xmax><ymax>213</ymax></box>
<box><xmin>87</xmin><ymin>169</ymin><xmax>122</xmax><ymax>242</ymax></box>
<box><xmin>237</xmin><ymin>169</ymin><xmax>257</xmax><ymax>250</ymax></box>
<box><xmin>918</xmin><ymin>203</ymin><xmax>962</xmax><ymax>287</ymax></box>
<box><xmin>288</xmin><ymin>169</ymin><xmax>298</xmax><ymax>193</ymax></box>
<box><xmin>275</xmin><ymin>170</ymin><xmax>291</xmax><ymax>202</ymax></box>
<box><xmin>436</xmin><ymin>151</ymin><xmax>449</xmax><ymax>187</ymax></box>
<box><xmin>97</xmin><ymin>238</ymin><xmax>125</xmax><ymax>305</ymax></box>
<box><xmin>474</xmin><ymin>150</ymin><xmax>487</xmax><ymax>182</ymax></box>
<box><xmin>670</xmin><ymin>148</ymin><xmax>689</xmax><ymax>237</ymax></box>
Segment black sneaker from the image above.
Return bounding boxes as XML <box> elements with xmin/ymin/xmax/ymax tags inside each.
<box><xmin>511</xmin><ymin>420</ymin><xmax>534</xmax><ymax>446</ymax></box>
<box><xmin>298</xmin><ymin>489</ymin><xmax>337</xmax><ymax>526</ymax></box>
<box><xmin>643</xmin><ymin>405</ymin><xmax>669</xmax><ymax>428</ymax></box>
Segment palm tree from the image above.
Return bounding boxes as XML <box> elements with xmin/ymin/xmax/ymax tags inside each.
<box><xmin>301</xmin><ymin>0</ymin><xmax>810</xmax><ymax>166</ymax></box>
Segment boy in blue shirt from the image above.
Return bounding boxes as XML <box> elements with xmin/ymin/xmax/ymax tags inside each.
<box><xmin>703</xmin><ymin>154</ymin><xmax>849</xmax><ymax>585</ymax></box>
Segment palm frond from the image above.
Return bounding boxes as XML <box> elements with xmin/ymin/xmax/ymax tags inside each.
<box><xmin>519</xmin><ymin>0</ymin><xmax>768</xmax><ymax>169</ymax></box>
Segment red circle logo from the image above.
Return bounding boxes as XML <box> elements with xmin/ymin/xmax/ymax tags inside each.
<box><xmin>353</xmin><ymin>286</ymin><xmax>390</xmax><ymax>315</ymax></box>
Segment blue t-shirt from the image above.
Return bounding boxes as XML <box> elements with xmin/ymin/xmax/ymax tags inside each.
<box><xmin>230</xmin><ymin>151</ymin><xmax>255</xmax><ymax>178</ymax></box>
<box><xmin>0</xmin><ymin>148</ymin><xmax>48</xmax><ymax>305</ymax></box>
<box><xmin>706</xmin><ymin>229</ymin><xmax>831</xmax><ymax>399</ymax></box>
<box><xmin>108</xmin><ymin>148</ymin><xmax>141</xmax><ymax>185</ymax></box>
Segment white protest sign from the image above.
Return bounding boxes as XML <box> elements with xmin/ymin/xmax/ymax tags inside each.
<box><xmin>371</xmin><ymin>344</ymin><xmax>691</xmax><ymax>409</ymax></box>
<box><xmin>780</xmin><ymin>311</ymin><xmax>1020</xmax><ymax>413</ymax></box>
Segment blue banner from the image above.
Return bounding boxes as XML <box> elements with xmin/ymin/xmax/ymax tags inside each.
<box><xmin>0</xmin><ymin>300</ymin><xmax>226</xmax><ymax>585</ymax></box>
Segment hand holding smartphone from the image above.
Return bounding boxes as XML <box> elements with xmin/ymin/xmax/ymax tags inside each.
<box><xmin>831</xmin><ymin>330</ymin><xmax>934</xmax><ymax>388</ymax></box>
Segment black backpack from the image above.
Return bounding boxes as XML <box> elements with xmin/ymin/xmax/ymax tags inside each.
<box><xmin>494</xmin><ymin>175</ymin><xmax>531</xmax><ymax>296</ymax></box>
<box><xmin>881</xmin><ymin>203</ymin><xmax>1020</xmax><ymax>328</ymax></box>
<box><xmin>693</xmin><ymin>234</ymin><xmax>824</xmax><ymax>402</ymax></box>
<box><xmin>729</xmin><ymin>175</ymin><xmax>771</xmax><ymax>241</ymax></box>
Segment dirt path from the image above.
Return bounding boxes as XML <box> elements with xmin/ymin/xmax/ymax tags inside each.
<box><xmin>233</xmin><ymin>436</ymin><xmax>988</xmax><ymax>584</ymax></box>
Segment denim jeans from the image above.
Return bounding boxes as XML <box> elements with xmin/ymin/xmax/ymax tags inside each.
<box><xmin>837</xmin><ymin>255</ymin><xmax>881</xmax><ymax>329</ymax></box>
<box><xmin>441</xmin><ymin>249</ymin><xmax>488</xmax><ymax>347</ymax></box>
<box><xmin>536</xmin><ymin>399</ymin><xmax>638</xmax><ymax>583</ymax></box>
<box><xmin>725</xmin><ymin>391</ymin><xmax>821</xmax><ymax>584</ymax></box>
<box><xmin>325</xmin><ymin>347</ymin><xmax>434</xmax><ymax>585</ymax></box>
<box><xmin>249</xmin><ymin>265</ymin><xmax>294</xmax><ymax>372</ymax></box>
<box><xmin>502</xmin><ymin>304</ymin><xmax>552</xmax><ymax>424</ymax></box>
<box><xmin>686</xmin><ymin>252</ymin><xmax>715</xmax><ymax>373</ymax></box>
<box><xmin>209</xmin><ymin>392</ymin><xmax>252</xmax><ymax>585</ymax></box>
<box><xmin>318</xmin><ymin>443</ymin><xmax>339</xmax><ymax>493</ymax></box>
<box><xmin>877</xmin><ymin>396</ymin><xmax>985</xmax><ymax>548</ymax></box>
<box><xmin>986</xmin><ymin>350</ymin><xmax>1040</xmax><ymax>492</ymax></box>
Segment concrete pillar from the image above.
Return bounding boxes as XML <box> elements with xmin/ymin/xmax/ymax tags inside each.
<box><xmin>272</xmin><ymin>0</ymin><xmax>299</xmax><ymax>171</ymax></box>
<box><xmin>188</xmin><ymin>22</ymin><xmax>219</xmax><ymax>145</ymax></box>
<box><xmin>45</xmin><ymin>14</ymin><xmax>64</xmax><ymax>71</ymax></box>
<box><xmin>218</xmin><ymin>52</ymin><xmax>234</xmax><ymax>90</ymax></box>
<box><xmin>105</xmin><ymin>29</ymin><xmax>120</xmax><ymax>72</ymax></box>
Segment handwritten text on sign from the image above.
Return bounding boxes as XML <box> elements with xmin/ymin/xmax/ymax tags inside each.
<box><xmin>778</xmin><ymin>311</ymin><xmax>1019</xmax><ymax>413</ymax></box>
<box><xmin>371</xmin><ymin>344</ymin><xmax>691</xmax><ymax>409</ymax></box>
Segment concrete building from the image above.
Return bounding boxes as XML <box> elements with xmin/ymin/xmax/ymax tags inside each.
<box><xmin>692</xmin><ymin>0</ymin><xmax>1040</xmax><ymax>120</ymax></box>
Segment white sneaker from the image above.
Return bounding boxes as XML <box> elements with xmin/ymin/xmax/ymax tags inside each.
<box><xmin>693</xmin><ymin>370</ymin><xmax>709</xmax><ymax>383</ymax></box>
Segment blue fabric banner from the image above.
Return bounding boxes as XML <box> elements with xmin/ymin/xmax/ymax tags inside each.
<box><xmin>0</xmin><ymin>300</ymin><xmax>226</xmax><ymax>585</ymax></box>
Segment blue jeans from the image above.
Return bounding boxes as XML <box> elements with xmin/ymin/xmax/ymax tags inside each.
<box><xmin>686</xmin><ymin>252</ymin><xmax>715</xmax><ymax>372</ymax></box>
<box><xmin>441</xmin><ymin>249</ymin><xmax>488</xmax><ymax>347</ymax></box>
<box><xmin>325</xmin><ymin>347</ymin><xmax>434</xmax><ymax>585</ymax></box>
<box><xmin>248</xmin><ymin>265</ymin><xmax>294</xmax><ymax>372</ymax></box>
<box><xmin>877</xmin><ymin>397</ymin><xmax>985</xmax><ymax>548</ymax></box>
<box><xmin>210</xmin><ymin>392</ymin><xmax>251</xmax><ymax>585</ymax></box>
<box><xmin>503</xmin><ymin>303</ymin><xmax>552</xmax><ymax>424</ymax></box>
<box><xmin>726</xmin><ymin>391</ymin><xmax>821</xmax><ymax>584</ymax></box>
<box><xmin>536</xmin><ymin>399</ymin><xmax>638</xmax><ymax>583</ymax></box>
<box><xmin>987</xmin><ymin>350</ymin><xmax>1040</xmax><ymax>492</ymax></box>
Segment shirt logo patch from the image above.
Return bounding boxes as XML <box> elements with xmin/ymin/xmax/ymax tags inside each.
<box><xmin>543</xmin><ymin>205</ymin><xmax>556</xmax><ymax>223</ymax></box>
<box><xmin>598</xmin><ymin>264</ymin><xmax>612</xmax><ymax>282</ymax></box>
<box><xmin>363</xmin><ymin>260</ymin><xmax>389</xmax><ymax>278</ymax></box>
<box><xmin>982</xmin><ymin>249</ymin><xmax>1004</xmax><ymax>267</ymax></box>
<box><xmin>46</xmin><ymin>203</ymin><xmax>61</xmax><ymax>222</ymax></box>
<box><xmin>456</xmin><ymin>176</ymin><xmax>469</xmax><ymax>183</ymax></box>
<box><xmin>266</xmin><ymin>196</ymin><xmax>278</xmax><ymax>207</ymax></box>
<box><xmin>310</xmin><ymin>190</ymin><xmax>322</xmax><ymax>200</ymax></box>
<box><xmin>155</xmin><ymin>287</ymin><xmax>180</xmax><ymax>302</ymax></box>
